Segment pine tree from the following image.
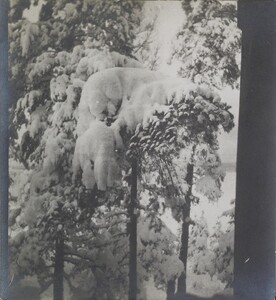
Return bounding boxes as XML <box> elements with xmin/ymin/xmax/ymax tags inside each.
<box><xmin>127</xmin><ymin>81</ymin><xmax>234</xmax><ymax>296</ymax></box>
<box><xmin>8</xmin><ymin>0</ymin><xmax>142</xmax><ymax>106</ymax></box>
<box><xmin>164</xmin><ymin>0</ymin><xmax>240</xmax><ymax>295</ymax></box>
<box><xmin>9</xmin><ymin>47</ymin><xmax>144</xmax><ymax>299</ymax></box>
<box><xmin>188</xmin><ymin>213</ymin><xmax>212</xmax><ymax>278</ymax></box>
<box><xmin>9</xmin><ymin>1</ymin><xmax>144</xmax><ymax>297</ymax></box>
<box><xmin>209</xmin><ymin>201</ymin><xmax>235</xmax><ymax>287</ymax></box>
<box><xmin>171</xmin><ymin>0</ymin><xmax>241</xmax><ymax>89</ymax></box>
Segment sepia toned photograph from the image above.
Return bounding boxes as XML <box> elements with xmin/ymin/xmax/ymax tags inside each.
<box><xmin>1</xmin><ymin>0</ymin><xmax>275</xmax><ymax>300</ymax></box>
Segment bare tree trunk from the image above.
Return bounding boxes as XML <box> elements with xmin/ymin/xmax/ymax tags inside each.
<box><xmin>128</xmin><ymin>160</ymin><xmax>138</xmax><ymax>300</ymax></box>
<box><xmin>177</xmin><ymin>163</ymin><xmax>194</xmax><ymax>296</ymax></box>
<box><xmin>167</xmin><ymin>279</ymin><xmax>176</xmax><ymax>300</ymax></box>
<box><xmin>53</xmin><ymin>235</ymin><xmax>64</xmax><ymax>300</ymax></box>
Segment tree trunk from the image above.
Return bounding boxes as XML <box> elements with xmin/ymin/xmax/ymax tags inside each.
<box><xmin>128</xmin><ymin>159</ymin><xmax>138</xmax><ymax>300</ymax></box>
<box><xmin>167</xmin><ymin>279</ymin><xmax>176</xmax><ymax>300</ymax></box>
<box><xmin>177</xmin><ymin>163</ymin><xmax>194</xmax><ymax>296</ymax></box>
<box><xmin>234</xmin><ymin>2</ymin><xmax>276</xmax><ymax>300</ymax></box>
<box><xmin>53</xmin><ymin>236</ymin><xmax>64</xmax><ymax>300</ymax></box>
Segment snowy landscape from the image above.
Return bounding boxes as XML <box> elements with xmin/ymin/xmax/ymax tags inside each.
<box><xmin>8</xmin><ymin>1</ymin><xmax>241</xmax><ymax>299</ymax></box>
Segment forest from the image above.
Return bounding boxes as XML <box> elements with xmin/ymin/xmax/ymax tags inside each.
<box><xmin>8</xmin><ymin>0</ymin><xmax>241</xmax><ymax>299</ymax></box>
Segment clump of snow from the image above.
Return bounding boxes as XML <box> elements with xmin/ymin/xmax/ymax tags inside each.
<box><xmin>195</xmin><ymin>176</ymin><xmax>221</xmax><ymax>201</ymax></box>
<box><xmin>76</xmin><ymin>67</ymin><xmax>165</xmax><ymax>136</ymax></box>
<box><xmin>111</xmin><ymin>77</ymin><xmax>193</xmax><ymax>136</ymax></box>
<box><xmin>71</xmin><ymin>45</ymin><xmax>85</xmax><ymax>65</ymax></box>
<box><xmin>50</xmin><ymin>74</ymin><xmax>70</xmax><ymax>101</ymax></box>
<box><xmin>28</xmin><ymin>106</ymin><xmax>47</xmax><ymax>138</ymax></box>
<box><xmin>55</xmin><ymin>51</ymin><xmax>71</xmax><ymax>67</ymax></box>
<box><xmin>28</xmin><ymin>52</ymin><xmax>56</xmax><ymax>82</ymax></box>
<box><xmin>76</xmin><ymin>49</ymin><xmax>143</xmax><ymax>81</ymax></box>
<box><xmin>20</xmin><ymin>22</ymin><xmax>39</xmax><ymax>56</ymax></box>
<box><xmin>11</xmin><ymin>230</ymin><xmax>26</xmax><ymax>247</ymax></box>
<box><xmin>43</xmin><ymin>132</ymin><xmax>67</xmax><ymax>175</ymax></box>
<box><xmin>16</xmin><ymin>90</ymin><xmax>42</xmax><ymax>111</ymax></box>
<box><xmin>63</xmin><ymin>3</ymin><xmax>78</xmax><ymax>20</ymax></box>
<box><xmin>73</xmin><ymin>120</ymin><xmax>120</xmax><ymax>191</ymax></box>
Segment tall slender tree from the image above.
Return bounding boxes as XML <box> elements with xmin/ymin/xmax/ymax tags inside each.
<box><xmin>127</xmin><ymin>82</ymin><xmax>234</xmax><ymax>297</ymax></box>
<box><xmin>167</xmin><ymin>0</ymin><xmax>241</xmax><ymax>295</ymax></box>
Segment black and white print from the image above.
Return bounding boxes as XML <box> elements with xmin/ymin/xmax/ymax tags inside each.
<box><xmin>7</xmin><ymin>1</ymin><xmax>274</xmax><ymax>300</ymax></box>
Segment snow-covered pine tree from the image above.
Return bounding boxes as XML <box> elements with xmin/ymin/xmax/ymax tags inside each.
<box><xmin>170</xmin><ymin>0</ymin><xmax>241</xmax><ymax>89</ymax></box>
<box><xmin>209</xmin><ymin>200</ymin><xmax>235</xmax><ymax>288</ymax></box>
<box><xmin>186</xmin><ymin>202</ymin><xmax>235</xmax><ymax>291</ymax></box>
<box><xmin>9</xmin><ymin>2</ymin><xmax>179</xmax><ymax>297</ymax></box>
<box><xmin>137</xmin><ymin>214</ymin><xmax>184</xmax><ymax>295</ymax></box>
<box><xmin>72</xmin><ymin>67</ymin><xmax>169</xmax><ymax>300</ymax></box>
<box><xmin>9</xmin><ymin>1</ymin><xmax>144</xmax><ymax>297</ymax></box>
<box><xmin>8</xmin><ymin>0</ymin><xmax>142</xmax><ymax>106</ymax></box>
<box><xmin>188</xmin><ymin>213</ymin><xmax>212</xmax><ymax>277</ymax></box>
<box><xmin>9</xmin><ymin>45</ymin><xmax>144</xmax><ymax>300</ymax></box>
<box><xmin>73</xmin><ymin>70</ymin><xmax>234</xmax><ymax>297</ymax></box>
<box><xmin>125</xmin><ymin>80</ymin><xmax>234</xmax><ymax>296</ymax></box>
<box><xmin>165</xmin><ymin>1</ymin><xmax>240</xmax><ymax>295</ymax></box>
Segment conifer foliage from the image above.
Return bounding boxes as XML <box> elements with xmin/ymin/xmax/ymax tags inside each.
<box><xmin>171</xmin><ymin>0</ymin><xmax>241</xmax><ymax>89</ymax></box>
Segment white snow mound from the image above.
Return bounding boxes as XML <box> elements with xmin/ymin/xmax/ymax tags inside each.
<box><xmin>73</xmin><ymin>120</ymin><xmax>120</xmax><ymax>191</ymax></box>
<box><xmin>76</xmin><ymin>67</ymin><xmax>165</xmax><ymax>136</ymax></box>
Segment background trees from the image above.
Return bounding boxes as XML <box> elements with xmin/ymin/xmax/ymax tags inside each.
<box><xmin>167</xmin><ymin>0</ymin><xmax>240</xmax><ymax>295</ymax></box>
<box><xmin>171</xmin><ymin>0</ymin><xmax>240</xmax><ymax>89</ymax></box>
<box><xmin>127</xmin><ymin>80</ymin><xmax>234</xmax><ymax>296</ymax></box>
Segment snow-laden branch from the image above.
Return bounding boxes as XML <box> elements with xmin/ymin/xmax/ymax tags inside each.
<box><xmin>73</xmin><ymin>67</ymin><xmax>233</xmax><ymax>192</ymax></box>
<box><xmin>64</xmin><ymin>247</ymin><xmax>104</xmax><ymax>268</ymax></box>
